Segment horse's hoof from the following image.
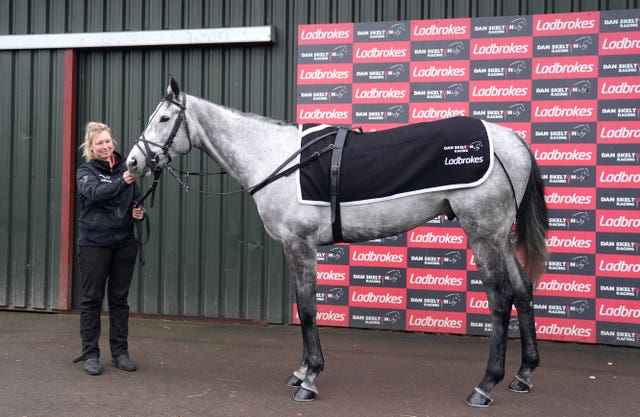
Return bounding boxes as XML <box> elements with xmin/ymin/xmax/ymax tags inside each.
<box><xmin>284</xmin><ymin>374</ymin><xmax>303</xmax><ymax>388</ymax></box>
<box><xmin>508</xmin><ymin>375</ymin><xmax>533</xmax><ymax>393</ymax></box>
<box><xmin>465</xmin><ymin>387</ymin><xmax>493</xmax><ymax>408</ymax></box>
<box><xmin>293</xmin><ymin>387</ymin><xmax>317</xmax><ymax>402</ymax></box>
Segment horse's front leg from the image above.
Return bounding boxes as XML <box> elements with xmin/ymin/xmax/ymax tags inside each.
<box><xmin>282</xmin><ymin>236</ymin><xmax>324</xmax><ymax>401</ymax></box>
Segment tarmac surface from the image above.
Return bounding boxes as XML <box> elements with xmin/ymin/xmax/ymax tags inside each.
<box><xmin>0</xmin><ymin>311</ymin><xmax>638</xmax><ymax>417</ymax></box>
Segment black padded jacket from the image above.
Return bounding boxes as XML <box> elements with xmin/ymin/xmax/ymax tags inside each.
<box><xmin>76</xmin><ymin>152</ymin><xmax>142</xmax><ymax>248</ymax></box>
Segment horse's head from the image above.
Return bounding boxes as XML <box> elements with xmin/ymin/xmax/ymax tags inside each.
<box><xmin>127</xmin><ymin>77</ymin><xmax>192</xmax><ymax>176</ymax></box>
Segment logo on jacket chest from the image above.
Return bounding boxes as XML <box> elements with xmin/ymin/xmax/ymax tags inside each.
<box><xmin>98</xmin><ymin>174</ymin><xmax>113</xmax><ymax>183</ymax></box>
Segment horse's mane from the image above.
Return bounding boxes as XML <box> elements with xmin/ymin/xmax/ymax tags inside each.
<box><xmin>193</xmin><ymin>93</ymin><xmax>294</xmax><ymax>128</ymax></box>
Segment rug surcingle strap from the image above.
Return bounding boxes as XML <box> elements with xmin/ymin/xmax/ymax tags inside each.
<box><xmin>330</xmin><ymin>127</ymin><xmax>349</xmax><ymax>243</ymax></box>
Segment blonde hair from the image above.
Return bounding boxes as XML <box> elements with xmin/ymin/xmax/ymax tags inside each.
<box><xmin>79</xmin><ymin>122</ymin><xmax>117</xmax><ymax>162</ymax></box>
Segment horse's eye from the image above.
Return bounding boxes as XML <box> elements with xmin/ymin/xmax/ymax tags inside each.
<box><xmin>159</xmin><ymin>115</ymin><xmax>170</xmax><ymax>122</ymax></box>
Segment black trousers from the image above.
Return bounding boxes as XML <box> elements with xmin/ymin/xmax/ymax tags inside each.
<box><xmin>78</xmin><ymin>241</ymin><xmax>138</xmax><ymax>359</ymax></box>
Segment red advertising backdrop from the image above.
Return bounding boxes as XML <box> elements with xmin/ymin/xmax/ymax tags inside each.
<box><xmin>295</xmin><ymin>10</ymin><xmax>640</xmax><ymax>347</ymax></box>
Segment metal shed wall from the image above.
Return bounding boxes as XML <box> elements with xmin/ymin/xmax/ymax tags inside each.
<box><xmin>1</xmin><ymin>0</ymin><xmax>637</xmax><ymax>321</ymax></box>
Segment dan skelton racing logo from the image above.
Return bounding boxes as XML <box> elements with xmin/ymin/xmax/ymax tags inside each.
<box><xmin>472</xmin><ymin>16</ymin><xmax>530</xmax><ymax>36</ymax></box>
<box><xmin>408</xmin><ymin>249</ymin><xmax>465</xmax><ymax>269</ymax></box>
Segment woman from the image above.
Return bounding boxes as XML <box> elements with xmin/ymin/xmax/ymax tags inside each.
<box><xmin>74</xmin><ymin>122</ymin><xmax>144</xmax><ymax>376</ymax></box>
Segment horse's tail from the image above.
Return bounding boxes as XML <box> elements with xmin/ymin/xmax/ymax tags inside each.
<box><xmin>514</xmin><ymin>143</ymin><xmax>549</xmax><ymax>283</ymax></box>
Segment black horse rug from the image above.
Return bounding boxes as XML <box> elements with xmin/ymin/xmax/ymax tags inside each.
<box><xmin>297</xmin><ymin>116</ymin><xmax>494</xmax><ymax>206</ymax></box>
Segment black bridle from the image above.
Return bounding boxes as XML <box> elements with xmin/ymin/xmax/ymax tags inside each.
<box><xmin>133</xmin><ymin>92</ymin><xmax>193</xmax><ymax>205</ymax></box>
<box><xmin>135</xmin><ymin>92</ymin><xmax>192</xmax><ymax>174</ymax></box>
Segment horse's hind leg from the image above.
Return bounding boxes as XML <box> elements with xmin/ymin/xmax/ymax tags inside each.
<box><xmin>282</xmin><ymin>236</ymin><xmax>324</xmax><ymax>401</ymax></box>
<box><xmin>463</xmin><ymin>234</ymin><xmax>516</xmax><ymax>407</ymax></box>
<box><xmin>507</xmin><ymin>261</ymin><xmax>539</xmax><ymax>393</ymax></box>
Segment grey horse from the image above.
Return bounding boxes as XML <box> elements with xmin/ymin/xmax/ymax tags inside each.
<box><xmin>126</xmin><ymin>78</ymin><xmax>548</xmax><ymax>408</ymax></box>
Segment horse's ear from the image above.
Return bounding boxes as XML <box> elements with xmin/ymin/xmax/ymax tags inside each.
<box><xmin>169</xmin><ymin>77</ymin><xmax>181</xmax><ymax>97</ymax></box>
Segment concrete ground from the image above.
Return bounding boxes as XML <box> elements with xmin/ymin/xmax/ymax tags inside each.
<box><xmin>0</xmin><ymin>311</ymin><xmax>638</xmax><ymax>417</ymax></box>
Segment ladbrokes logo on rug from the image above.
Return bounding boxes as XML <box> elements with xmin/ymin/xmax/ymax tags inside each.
<box><xmin>349</xmin><ymin>287</ymin><xmax>406</xmax><ymax>309</ymax></box>
<box><xmin>350</xmin><ymin>245</ymin><xmax>406</xmax><ymax>267</ymax></box>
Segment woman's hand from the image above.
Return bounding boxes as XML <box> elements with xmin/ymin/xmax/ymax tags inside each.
<box><xmin>123</xmin><ymin>170</ymin><xmax>137</xmax><ymax>185</ymax></box>
<box><xmin>132</xmin><ymin>205</ymin><xmax>144</xmax><ymax>220</ymax></box>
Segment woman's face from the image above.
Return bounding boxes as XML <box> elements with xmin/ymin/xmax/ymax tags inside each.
<box><xmin>91</xmin><ymin>130</ymin><xmax>115</xmax><ymax>161</ymax></box>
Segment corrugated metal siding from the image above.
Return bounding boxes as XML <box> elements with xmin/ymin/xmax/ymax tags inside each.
<box><xmin>0</xmin><ymin>46</ymin><xmax>65</xmax><ymax>310</ymax></box>
<box><xmin>1</xmin><ymin>0</ymin><xmax>638</xmax><ymax>320</ymax></box>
